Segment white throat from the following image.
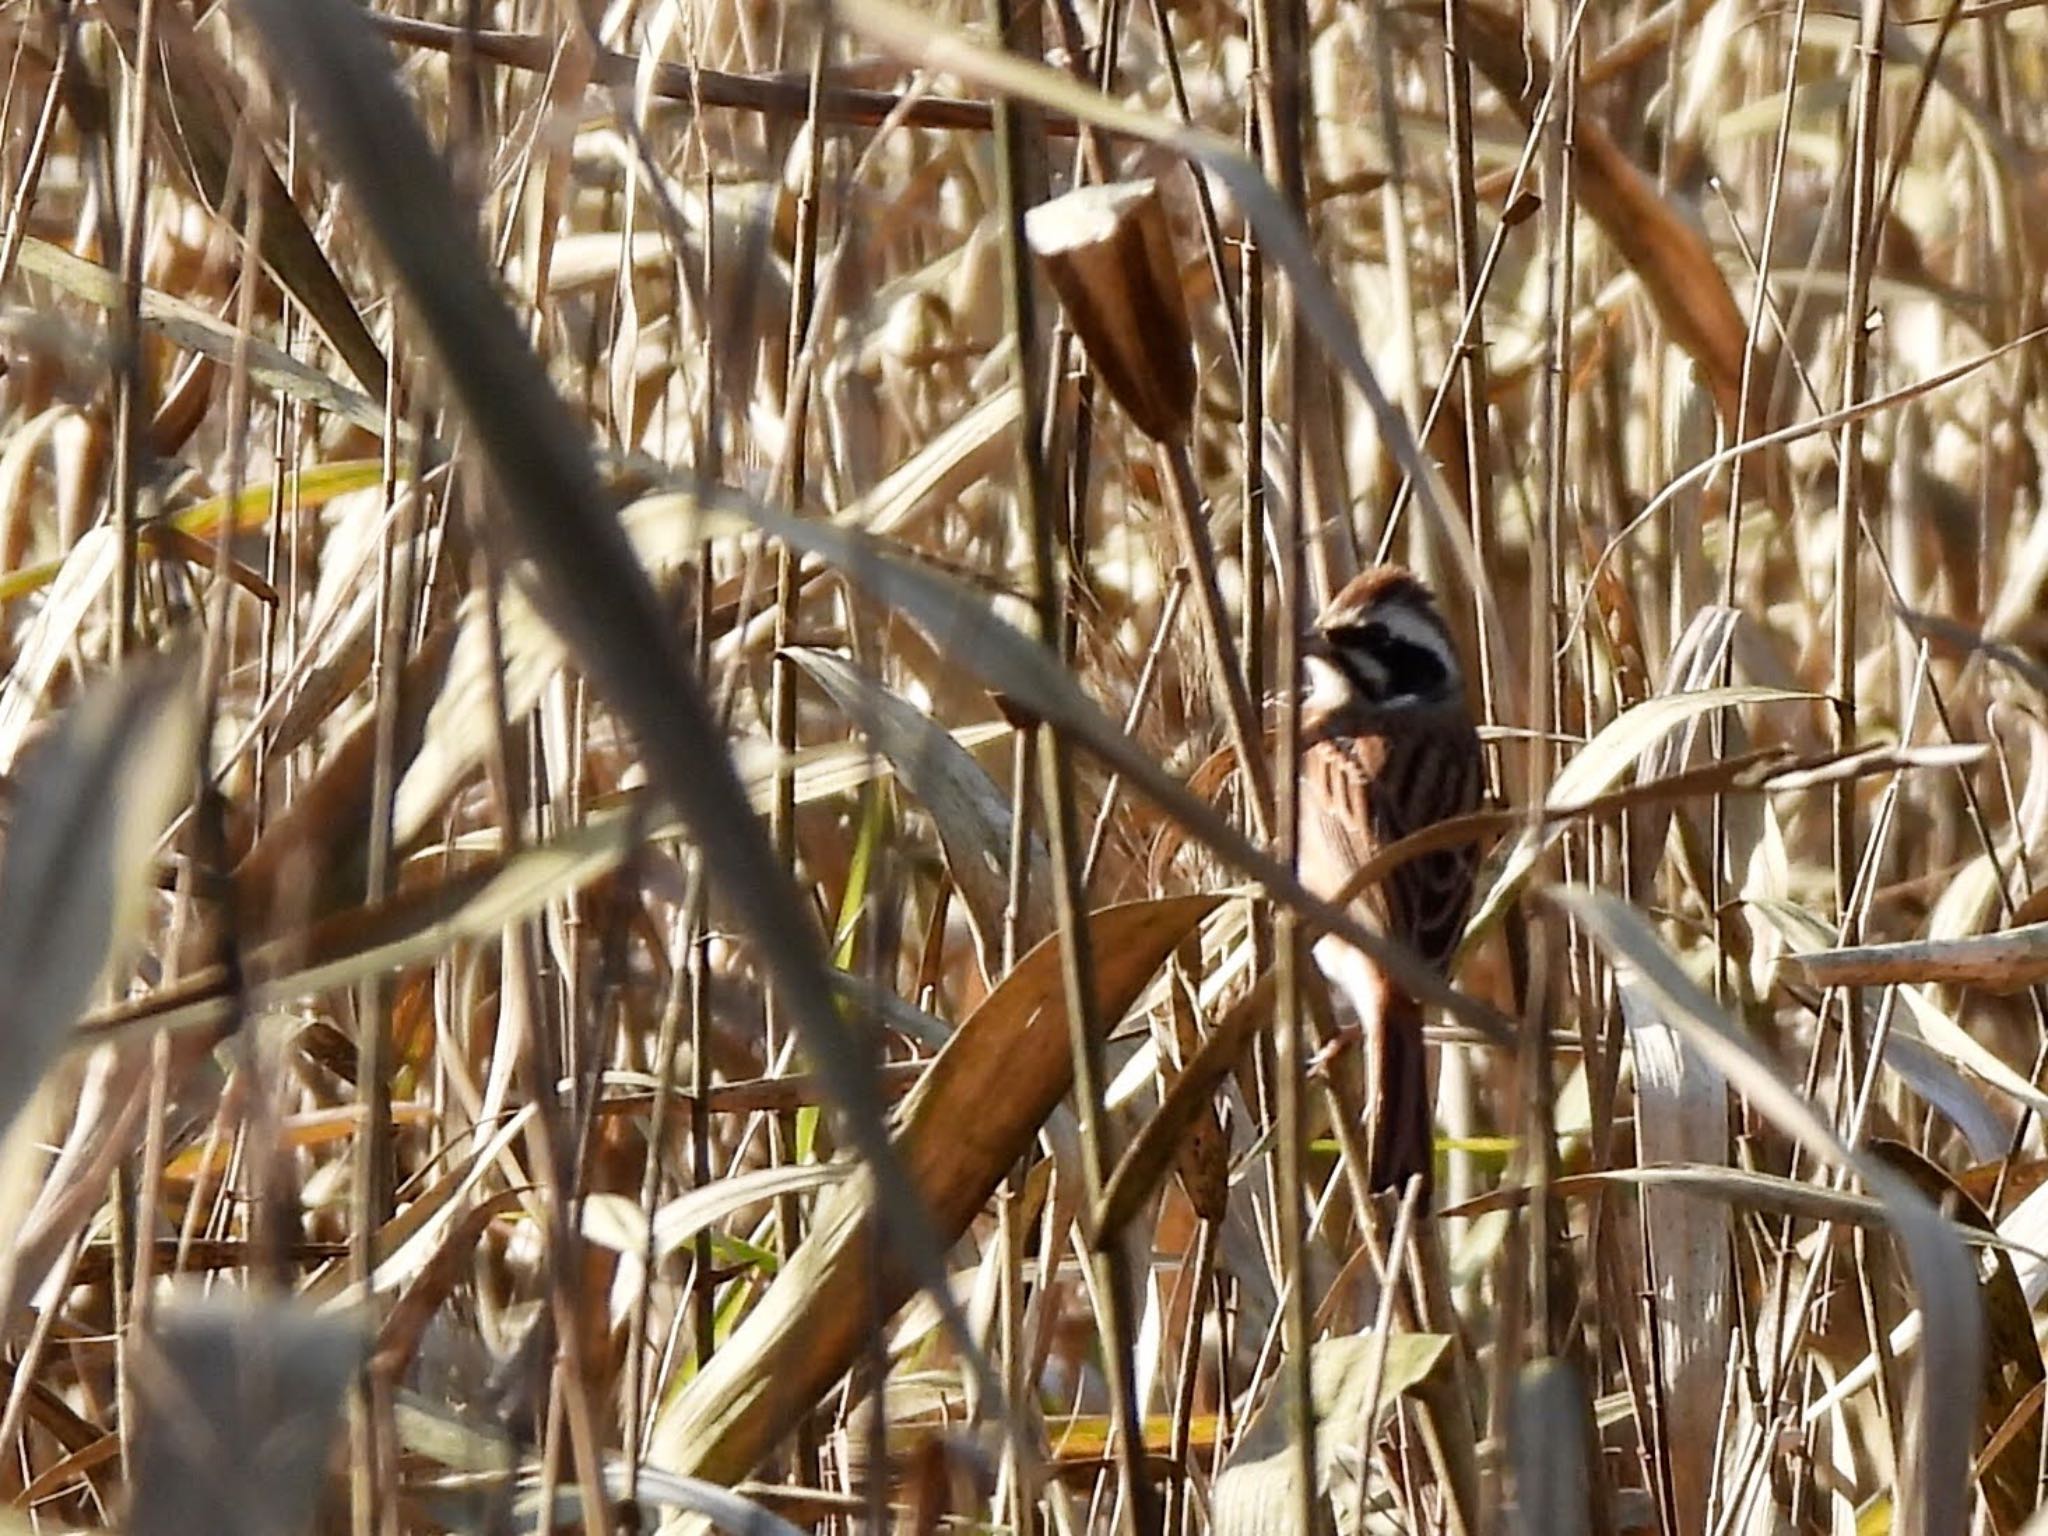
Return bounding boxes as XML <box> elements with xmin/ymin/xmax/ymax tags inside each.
<box><xmin>1304</xmin><ymin>653</ymin><xmax>1360</xmax><ymax>713</ymax></box>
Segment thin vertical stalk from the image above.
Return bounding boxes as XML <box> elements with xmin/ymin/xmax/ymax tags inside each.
<box><xmin>1524</xmin><ymin>0</ymin><xmax>1580</xmax><ymax>1368</ymax></box>
<box><xmin>992</xmin><ymin>0</ymin><xmax>1148</xmax><ymax>1524</ymax></box>
<box><xmin>1832</xmin><ymin>1</ymin><xmax>1884</xmax><ymax>1101</ymax></box>
<box><xmin>1239</xmin><ymin>110</ymin><xmax>1267</xmax><ymax>728</ymax></box>
<box><xmin>1378</xmin><ymin>0</ymin><xmax>1589</xmax><ymax>571</ymax></box>
<box><xmin>1165</xmin><ymin>1217</ymin><xmax>1218</xmax><ymax>1535</ymax></box>
<box><xmin>625</xmin><ymin>901</ymin><xmax>690</xmax><ymax>1477</ymax></box>
<box><xmin>1238</xmin><ymin>108</ymin><xmax>1276</xmax><ymax>1155</ymax></box>
<box><xmin>1441</xmin><ymin>0</ymin><xmax>1496</xmax><ymax>767</ymax></box>
<box><xmin>0</xmin><ymin>8</ymin><xmax>71</xmax><ymax>290</ymax></box>
<box><xmin>1249</xmin><ymin>0</ymin><xmax>1319</xmax><ymax>1523</ymax></box>
<box><xmin>1438</xmin><ymin>0</ymin><xmax>1497</xmax><ymax>1228</ymax></box>
<box><xmin>766</xmin><ymin>29</ymin><xmax>833</xmax><ymax>1311</ymax></box>
<box><xmin>108</xmin><ymin>0</ymin><xmax>156</xmax><ymax>661</ymax></box>
<box><xmin>689</xmin><ymin>167</ymin><xmax>720</xmax><ymax>1372</ymax></box>
<box><xmin>1714</xmin><ymin>0</ymin><xmax>1808</xmax><ymax>965</ymax></box>
<box><xmin>347</xmin><ymin>342</ymin><xmax>411</xmax><ymax>1536</ymax></box>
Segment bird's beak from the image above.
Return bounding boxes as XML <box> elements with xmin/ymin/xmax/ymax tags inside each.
<box><xmin>1299</xmin><ymin>627</ymin><xmax>1334</xmax><ymax>663</ymax></box>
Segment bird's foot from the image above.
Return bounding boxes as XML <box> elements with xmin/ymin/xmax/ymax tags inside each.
<box><xmin>1307</xmin><ymin>1023</ymin><xmax>1362</xmax><ymax>1077</ymax></box>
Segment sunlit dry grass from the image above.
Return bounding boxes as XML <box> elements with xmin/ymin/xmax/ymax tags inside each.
<box><xmin>0</xmin><ymin>1</ymin><xmax>2042</xmax><ymax>1533</ymax></box>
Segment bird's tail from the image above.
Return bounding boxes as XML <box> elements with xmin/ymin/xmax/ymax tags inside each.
<box><xmin>1369</xmin><ymin>993</ymin><xmax>1433</xmax><ymax>1201</ymax></box>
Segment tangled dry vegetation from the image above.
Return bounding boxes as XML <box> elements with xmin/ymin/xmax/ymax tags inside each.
<box><xmin>0</xmin><ymin>0</ymin><xmax>2046</xmax><ymax>1532</ymax></box>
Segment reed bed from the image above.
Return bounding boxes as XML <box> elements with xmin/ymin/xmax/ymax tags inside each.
<box><xmin>0</xmin><ymin>1</ymin><xmax>2042</xmax><ymax>1532</ymax></box>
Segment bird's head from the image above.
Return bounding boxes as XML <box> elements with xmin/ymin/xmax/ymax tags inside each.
<box><xmin>1303</xmin><ymin>566</ymin><xmax>1463</xmax><ymax>713</ymax></box>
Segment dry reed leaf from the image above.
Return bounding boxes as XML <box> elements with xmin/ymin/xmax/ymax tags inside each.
<box><xmin>235</xmin><ymin>622</ymin><xmax>457</xmax><ymax>935</ymax></box>
<box><xmin>310</xmin><ymin>1106</ymin><xmax>539</xmax><ymax>1308</ymax></box>
<box><xmin>1617</xmin><ymin>967</ymin><xmax>1727</xmax><ymax>1536</ymax></box>
<box><xmin>1551</xmin><ymin>886</ymin><xmax>1981</xmax><ymax>1536</ymax></box>
<box><xmin>1624</xmin><ymin>605</ymin><xmax>1737</xmax><ymax>891</ymax></box>
<box><xmin>647</xmin><ymin>894</ymin><xmax>1220</xmax><ymax>1486</ymax></box>
<box><xmin>1464</xmin><ymin>685</ymin><xmax>1816</xmax><ymax>946</ymax></box>
<box><xmin>370</xmin><ymin>1188</ymin><xmax>528</xmax><ymax>1383</ymax></box>
<box><xmin>1749</xmin><ymin>898</ymin><xmax>2007</xmax><ymax>1154</ymax></box>
<box><xmin>836</xmin><ymin>383</ymin><xmax>1021</xmax><ymax>539</ymax></box>
<box><xmin>1788</xmin><ymin>924</ymin><xmax>2048</xmax><ymax>994</ymax></box>
<box><xmin>1868</xmin><ymin>1141</ymin><xmax>2044</xmax><ymax>1536</ymax></box>
<box><xmin>523</xmin><ymin>1463</ymin><xmax>807</xmax><ymax>1536</ymax></box>
<box><xmin>829</xmin><ymin>0</ymin><xmax>1503</xmax><ymax>649</ymax></box>
<box><xmin>1098</xmin><ymin>961</ymin><xmax>1267</xmax><ymax>1236</ymax></box>
<box><xmin>1159</xmin><ymin>933</ymin><xmax>1229</xmax><ymax>1222</ymax></box>
<box><xmin>233</xmin><ymin>0</ymin><xmax>976</xmax><ymax>1392</ymax></box>
<box><xmin>0</xmin><ymin>648</ymin><xmax>197</xmax><ymax>1143</ymax></box>
<box><xmin>0</xmin><ymin>528</ymin><xmax>124</xmax><ymax>769</ymax></box>
<box><xmin>0</xmin><ymin>457</ymin><xmax>382</xmax><ymax>606</ymax></box>
<box><xmin>394</xmin><ymin>495</ymin><xmax>748</xmax><ymax>846</ymax></box>
<box><xmin>84</xmin><ymin>814</ymin><xmax>643</xmax><ymax>1050</ymax></box>
<box><xmin>1613</xmin><ymin>609</ymin><xmax>1737</xmax><ymax>1533</ymax></box>
<box><xmin>1209</xmin><ymin>1332</ymin><xmax>1451</xmax><ymax>1535</ymax></box>
<box><xmin>100</xmin><ymin>0</ymin><xmax>389</xmax><ymax>397</ymax></box>
<box><xmin>15</xmin><ymin>236</ymin><xmax>388</xmax><ymax>438</ymax></box>
<box><xmin>785</xmin><ymin>645</ymin><xmax>1047</xmax><ymax>976</ymax></box>
<box><xmin>1439</xmin><ymin>1165</ymin><xmax>1884</xmax><ymax>1227</ymax></box>
<box><xmin>588</xmin><ymin>1162</ymin><xmax>852</xmax><ymax>1269</ymax></box>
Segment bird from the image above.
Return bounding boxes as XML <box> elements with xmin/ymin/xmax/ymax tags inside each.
<box><xmin>1297</xmin><ymin>565</ymin><xmax>1484</xmax><ymax>1201</ymax></box>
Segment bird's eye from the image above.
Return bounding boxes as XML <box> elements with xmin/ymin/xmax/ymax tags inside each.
<box><xmin>1362</xmin><ymin>620</ymin><xmax>1390</xmax><ymax>647</ymax></box>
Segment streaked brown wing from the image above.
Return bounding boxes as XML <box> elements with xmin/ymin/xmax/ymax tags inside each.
<box><xmin>1369</xmin><ymin>712</ymin><xmax>1483</xmax><ymax>973</ymax></box>
<box><xmin>1299</xmin><ymin>709</ymin><xmax>1482</xmax><ymax>978</ymax></box>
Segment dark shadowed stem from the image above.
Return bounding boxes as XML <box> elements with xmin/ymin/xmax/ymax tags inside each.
<box><xmin>109</xmin><ymin>0</ymin><xmax>156</xmax><ymax>662</ymax></box>
<box><xmin>0</xmin><ymin>11</ymin><xmax>72</xmax><ymax>291</ymax></box>
<box><xmin>348</xmin><ymin>347</ymin><xmax>411</xmax><ymax>1536</ymax></box>
<box><xmin>1249</xmin><ymin>0</ymin><xmax>1319</xmax><ymax>1520</ymax></box>
<box><xmin>1440</xmin><ymin>0</ymin><xmax>1498</xmax><ymax>786</ymax></box>
<box><xmin>1832</xmin><ymin>0</ymin><xmax>1883</xmax><ymax>1281</ymax></box>
<box><xmin>1526</xmin><ymin>0</ymin><xmax>1576</xmax><ymax>1373</ymax></box>
<box><xmin>1832</xmin><ymin>6</ymin><xmax>1882</xmax><ymax>939</ymax></box>
<box><xmin>992</xmin><ymin>0</ymin><xmax>1149</xmax><ymax>1524</ymax></box>
<box><xmin>1164</xmin><ymin>1217</ymin><xmax>1219</xmax><ymax>1535</ymax></box>
<box><xmin>1160</xmin><ymin>442</ymin><xmax>1276</xmax><ymax>842</ymax></box>
<box><xmin>1237</xmin><ymin>122</ymin><xmax>1276</xmax><ymax>1143</ymax></box>
<box><xmin>766</xmin><ymin>27</ymin><xmax>833</xmax><ymax>1322</ymax></box>
<box><xmin>690</xmin><ymin>173</ymin><xmax>722</xmax><ymax>1369</ymax></box>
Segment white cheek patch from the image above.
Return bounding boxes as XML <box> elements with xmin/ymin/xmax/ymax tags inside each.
<box><xmin>1305</xmin><ymin>653</ymin><xmax>1355</xmax><ymax>711</ymax></box>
